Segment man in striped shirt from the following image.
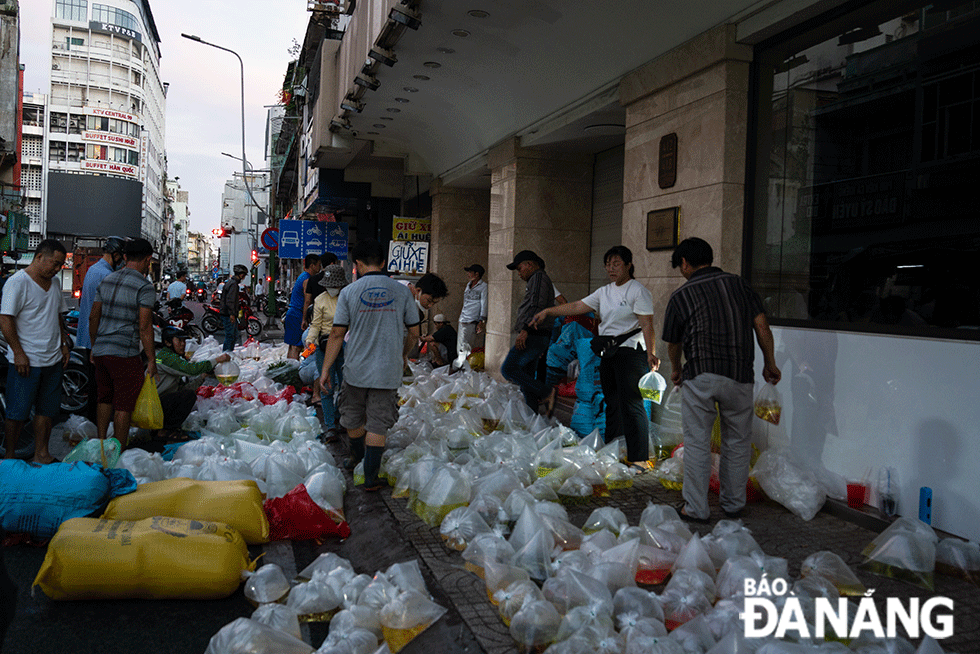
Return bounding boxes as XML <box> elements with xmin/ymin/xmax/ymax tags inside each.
<box><xmin>663</xmin><ymin>237</ymin><xmax>780</xmax><ymax>522</ymax></box>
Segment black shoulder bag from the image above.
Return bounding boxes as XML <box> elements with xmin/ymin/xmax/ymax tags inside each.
<box><xmin>589</xmin><ymin>327</ymin><xmax>642</xmax><ymax>359</ymax></box>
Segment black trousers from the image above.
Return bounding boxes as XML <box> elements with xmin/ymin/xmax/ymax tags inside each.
<box><xmin>599</xmin><ymin>345</ymin><xmax>649</xmax><ymax>462</ymax></box>
<box><xmin>160</xmin><ymin>389</ymin><xmax>197</xmax><ymax>431</ymax></box>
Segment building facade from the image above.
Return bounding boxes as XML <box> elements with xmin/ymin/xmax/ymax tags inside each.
<box><xmin>45</xmin><ymin>0</ymin><xmax>166</xmax><ymax>256</ymax></box>
<box><xmin>281</xmin><ymin>0</ymin><xmax>980</xmax><ymax>541</ymax></box>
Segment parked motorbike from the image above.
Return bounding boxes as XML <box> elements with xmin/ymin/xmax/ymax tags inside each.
<box><xmin>200</xmin><ymin>296</ymin><xmax>261</xmax><ymax>337</ymax></box>
<box><xmin>0</xmin><ymin>333</ymin><xmax>90</xmax><ymax>457</ymax></box>
<box><xmin>154</xmin><ymin>298</ymin><xmax>205</xmax><ymax>344</ymax></box>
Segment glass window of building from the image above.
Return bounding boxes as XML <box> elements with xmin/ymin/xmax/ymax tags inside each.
<box><xmin>91</xmin><ymin>4</ymin><xmax>139</xmax><ymax>32</ymax></box>
<box><xmin>49</xmin><ymin>141</ymin><xmax>67</xmax><ymax>162</ymax></box>
<box><xmin>67</xmin><ymin>142</ymin><xmax>85</xmax><ymax>163</ymax></box>
<box><xmin>55</xmin><ymin>0</ymin><xmax>87</xmax><ymax>22</ymax></box>
<box><xmin>86</xmin><ymin>144</ymin><xmax>107</xmax><ymax>160</ymax></box>
<box><xmin>50</xmin><ymin>112</ymin><xmax>68</xmax><ymax>133</ymax></box>
<box><xmin>750</xmin><ymin>0</ymin><xmax>980</xmax><ymax>338</ymax></box>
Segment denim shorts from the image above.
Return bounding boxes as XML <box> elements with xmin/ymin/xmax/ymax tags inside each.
<box><xmin>5</xmin><ymin>362</ymin><xmax>64</xmax><ymax>421</ymax></box>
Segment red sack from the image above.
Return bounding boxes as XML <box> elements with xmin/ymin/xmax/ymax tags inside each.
<box><xmin>263</xmin><ymin>484</ymin><xmax>351</xmax><ymax>541</ymax></box>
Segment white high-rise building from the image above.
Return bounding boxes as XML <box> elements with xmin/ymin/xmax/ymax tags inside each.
<box><xmin>45</xmin><ymin>0</ymin><xmax>166</xmax><ymax>253</ymax></box>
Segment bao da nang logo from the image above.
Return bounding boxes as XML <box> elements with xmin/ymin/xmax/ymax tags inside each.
<box><xmin>359</xmin><ymin>286</ymin><xmax>396</xmax><ymax>309</ymax></box>
<box><xmin>741</xmin><ymin>577</ymin><xmax>954</xmax><ymax>640</ymax></box>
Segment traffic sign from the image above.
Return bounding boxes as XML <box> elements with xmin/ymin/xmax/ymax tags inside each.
<box><xmin>260</xmin><ymin>227</ymin><xmax>280</xmax><ymax>251</ymax></box>
<box><xmin>325</xmin><ymin>222</ymin><xmax>348</xmax><ymax>258</ymax></box>
<box><xmin>278</xmin><ymin>219</ymin><xmax>329</xmax><ymax>260</ymax></box>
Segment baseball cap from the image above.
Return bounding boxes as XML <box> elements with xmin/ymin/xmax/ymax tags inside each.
<box><xmin>463</xmin><ymin>263</ymin><xmax>485</xmax><ymax>276</ymax></box>
<box><xmin>433</xmin><ymin>314</ymin><xmax>448</xmax><ymax>323</ymax></box>
<box><xmin>506</xmin><ymin>250</ymin><xmax>542</xmax><ymax>270</ymax></box>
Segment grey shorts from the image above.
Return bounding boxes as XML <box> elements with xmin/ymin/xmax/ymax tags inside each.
<box><xmin>337</xmin><ymin>382</ymin><xmax>399</xmax><ymax>436</ymax></box>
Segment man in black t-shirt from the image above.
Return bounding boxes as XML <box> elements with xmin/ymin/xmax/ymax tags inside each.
<box><xmin>422</xmin><ymin>314</ymin><xmax>457</xmax><ymax>368</ymax></box>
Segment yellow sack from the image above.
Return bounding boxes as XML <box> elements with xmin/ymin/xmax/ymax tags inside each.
<box><xmin>33</xmin><ymin>516</ymin><xmax>254</xmax><ymax>600</ymax></box>
<box><xmin>131</xmin><ymin>374</ymin><xmax>164</xmax><ymax>430</ymax></box>
<box><xmin>103</xmin><ymin>478</ymin><xmax>270</xmax><ymax>544</ymax></box>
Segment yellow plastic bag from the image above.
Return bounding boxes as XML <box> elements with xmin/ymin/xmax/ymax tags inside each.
<box><xmin>131</xmin><ymin>374</ymin><xmax>164</xmax><ymax>430</ymax></box>
<box><xmin>33</xmin><ymin>516</ymin><xmax>254</xmax><ymax>600</ymax></box>
<box><xmin>103</xmin><ymin>478</ymin><xmax>270</xmax><ymax>544</ymax></box>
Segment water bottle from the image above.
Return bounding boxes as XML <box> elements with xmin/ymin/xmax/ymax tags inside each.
<box><xmin>877</xmin><ymin>467</ymin><xmax>898</xmax><ymax>517</ymax></box>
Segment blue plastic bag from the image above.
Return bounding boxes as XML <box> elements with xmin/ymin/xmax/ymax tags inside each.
<box><xmin>0</xmin><ymin>460</ymin><xmax>137</xmax><ymax>539</ymax></box>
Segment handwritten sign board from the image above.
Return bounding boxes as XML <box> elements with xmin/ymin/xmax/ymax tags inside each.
<box><xmin>386</xmin><ymin>240</ymin><xmax>429</xmax><ymax>275</ymax></box>
<box><xmin>392</xmin><ymin>216</ymin><xmax>430</xmax><ymax>242</ymax></box>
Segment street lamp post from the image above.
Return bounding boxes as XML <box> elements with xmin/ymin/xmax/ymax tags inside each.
<box><xmin>182</xmin><ymin>32</ymin><xmax>280</xmax><ymax>327</ymax></box>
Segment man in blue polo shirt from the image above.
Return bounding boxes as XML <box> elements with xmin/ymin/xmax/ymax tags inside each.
<box><xmin>318</xmin><ymin>240</ymin><xmax>419</xmax><ymax>491</ymax></box>
<box><xmin>663</xmin><ymin>237</ymin><xmax>781</xmax><ymax>523</ymax></box>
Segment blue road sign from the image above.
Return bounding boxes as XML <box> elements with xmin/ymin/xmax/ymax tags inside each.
<box><xmin>325</xmin><ymin>222</ymin><xmax>348</xmax><ymax>258</ymax></box>
<box><xmin>278</xmin><ymin>219</ymin><xmax>303</xmax><ymax>259</ymax></box>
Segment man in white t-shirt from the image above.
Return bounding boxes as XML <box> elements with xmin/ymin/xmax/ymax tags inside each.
<box><xmin>167</xmin><ymin>270</ymin><xmax>188</xmax><ymax>301</ymax></box>
<box><xmin>0</xmin><ymin>240</ymin><xmax>70</xmax><ymax>463</ymax></box>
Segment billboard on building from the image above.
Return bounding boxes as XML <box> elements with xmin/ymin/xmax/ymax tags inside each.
<box><xmin>47</xmin><ymin>172</ymin><xmax>143</xmax><ymax>237</ymax></box>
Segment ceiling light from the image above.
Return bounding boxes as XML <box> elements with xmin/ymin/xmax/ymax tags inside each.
<box><xmin>437</xmin><ymin>47</ymin><xmax>455</xmax><ymax>54</ymax></box>
<box><xmin>394</xmin><ymin>97</ymin><xmax>410</xmax><ymax>103</ymax></box>
<box><xmin>372</xmin><ymin>124</ymin><xmax>386</xmax><ymax>129</ymax></box>
<box><xmin>386</xmin><ymin>108</ymin><xmax>401</xmax><ymax>113</ymax></box>
<box><xmin>413</xmin><ymin>75</ymin><xmax>430</xmax><ymax>81</ymax></box>
<box><xmin>584</xmin><ymin>123</ymin><xmax>625</xmax><ymax>132</ymax></box>
<box><xmin>379</xmin><ymin>117</ymin><xmax>394</xmax><ymax>121</ymax></box>
<box><xmin>367</xmin><ymin>131</ymin><xmax>379</xmax><ymax>135</ymax></box>
<box><xmin>452</xmin><ymin>29</ymin><xmax>470</xmax><ymax>37</ymax></box>
<box><xmin>403</xmin><ymin>86</ymin><xmax>419</xmax><ymax>93</ymax></box>
<box><xmin>467</xmin><ymin>10</ymin><xmax>489</xmax><ymax>18</ymax></box>
<box><xmin>423</xmin><ymin>61</ymin><xmax>441</xmax><ymax>69</ymax></box>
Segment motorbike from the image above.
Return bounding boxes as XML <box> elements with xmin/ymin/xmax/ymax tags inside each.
<box><xmin>0</xmin><ymin>332</ymin><xmax>90</xmax><ymax>458</ymax></box>
<box><xmin>200</xmin><ymin>295</ymin><xmax>261</xmax><ymax>337</ymax></box>
<box><xmin>154</xmin><ymin>298</ymin><xmax>205</xmax><ymax>344</ymax></box>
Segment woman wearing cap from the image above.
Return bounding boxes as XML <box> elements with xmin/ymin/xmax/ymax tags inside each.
<box><xmin>307</xmin><ymin>263</ymin><xmax>348</xmax><ymax>440</ymax></box>
<box><xmin>155</xmin><ymin>326</ymin><xmax>230</xmax><ymax>441</ymax></box>
<box><xmin>529</xmin><ymin>245</ymin><xmax>660</xmax><ymax>468</ymax></box>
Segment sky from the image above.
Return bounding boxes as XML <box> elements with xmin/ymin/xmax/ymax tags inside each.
<box><xmin>19</xmin><ymin>0</ymin><xmax>311</xmax><ymax>236</ymax></box>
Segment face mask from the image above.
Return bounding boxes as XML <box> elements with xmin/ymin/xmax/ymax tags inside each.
<box><xmin>326</xmin><ymin>288</ymin><xmax>340</xmax><ymax>297</ymax></box>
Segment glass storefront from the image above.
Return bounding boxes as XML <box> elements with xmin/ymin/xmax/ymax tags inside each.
<box><xmin>750</xmin><ymin>1</ymin><xmax>980</xmax><ymax>338</ymax></box>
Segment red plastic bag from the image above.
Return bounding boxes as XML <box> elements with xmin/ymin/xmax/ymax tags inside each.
<box><xmin>264</xmin><ymin>484</ymin><xmax>351</xmax><ymax>541</ymax></box>
<box><xmin>556</xmin><ymin>379</ymin><xmax>577</xmax><ymax>398</ymax></box>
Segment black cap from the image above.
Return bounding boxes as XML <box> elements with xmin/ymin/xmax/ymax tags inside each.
<box><xmin>124</xmin><ymin>238</ymin><xmax>154</xmax><ymax>257</ymax></box>
<box><xmin>506</xmin><ymin>250</ymin><xmax>542</xmax><ymax>270</ymax></box>
<box><xmin>463</xmin><ymin>263</ymin><xmax>485</xmax><ymax>276</ymax></box>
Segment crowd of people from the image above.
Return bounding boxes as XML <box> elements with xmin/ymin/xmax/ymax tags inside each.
<box><xmin>0</xmin><ymin>231</ymin><xmax>781</xmax><ymax>525</ymax></box>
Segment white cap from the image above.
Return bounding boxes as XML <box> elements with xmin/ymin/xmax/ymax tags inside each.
<box><xmin>433</xmin><ymin>314</ymin><xmax>447</xmax><ymax>323</ymax></box>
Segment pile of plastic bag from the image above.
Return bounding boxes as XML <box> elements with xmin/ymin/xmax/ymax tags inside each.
<box><xmin>369</xmin><ymin>364</ymin><xmax>954</xmax><ymax>653</ymax></box>
<box><xmin>206</xmin><ymin>554</ymin><xmax>446</xmax><ymax>654</ymax></box>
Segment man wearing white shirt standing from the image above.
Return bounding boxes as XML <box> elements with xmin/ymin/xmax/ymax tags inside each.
<box><xmin>167</xmin><ymin>270</ymin><xmax>188</xmax><ymax>301</ymax></box>
<box><xmin>0</xmin><ymin>240</ymin><xmax>70</xmax><ymax>463</ymax></box>
<box><xmin>457</xmin><ymin>264</ymin><xmax>488</xmax><ymax>355</ymax></box>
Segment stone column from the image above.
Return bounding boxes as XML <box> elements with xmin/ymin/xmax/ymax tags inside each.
<box><xmin>485</xmin><ymin>138</ymin><xmax>593</xmax><ymax>377</ymax></box>
<box><xmin>429</xmin><ymin>180</ymin><xmax>490</xmax><ymax>331</ymax></box>
<box><xmin>619</xmin><ymin>24</ymin><xmax>752</xmax><ymax>382</ymax></box>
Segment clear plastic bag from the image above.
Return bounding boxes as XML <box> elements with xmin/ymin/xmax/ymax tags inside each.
<box><xmin>439</xmin><ymin>506</ymin><xmax>492</xmax><ymax>551</ymax></box>
<box><xmin>252</xmin><ymin>603</ymin><xmax>302</xmax><ymax>640</ymax></box>
<box><xmin>243</xmin><ymin>563</ymin><xmax>291</xmax><ymax>604</ymax></box>
<box><xmin>800</xmin><ymin>550</ymin><xmax>866</xmax><ymax>596</ymax></box>
<box><xmin>753</xmin><ymin>382</ymin><xmax>782</xmax><ymax>425</ymax></box>
<box><xmin>462</xmin><ymin>533</ymin><xmax>515</xmax><ymax>578</ymax></box>
<box><xmin>385</xmin><ymin>560</ymin><xmax>427</xmax><ymax>595</ymax></box>
<box><xmin>542</xmin><ymin>568</ymin><xmax>613</xmax><ymax>615</ymax></box>
<box><xmin>582</xmin><ymin>507</ymin><xmax>628</xmax><ymax>536</ymax></box>
<box><xmin>935</xmin><ymin>538</ymin><xmax>980</xmax><ymax>585</ymax></box>
<box><xmin>64</xmin><ymin>437</ymin><xmax>121</xmax><ymax>468</ymax></box>
<box><xmin>555</xmin><ymin>604</ymin><xmax>615</xmax><ymax>643</ymax></box>
<box><xmin>859</xmin><ymin>517</ymin><xmax>937</xmax><ymax>590</ymax></box>
<box><xmin>614</xmin><ymin>586</ymin><xmax>664</xmax><ymax>624</ymax></box>
<box><xmin>298</xmin><ymin>553</ymin><xmax>355</xmax><ymax>581</ymax></box>
<box><xmin>413</xmin><ymin>465</ymin><xmax>471</xmax><ymax>527</ymax></box>
<box><xmin>483</xmin><ymin>560</ymin><xmax>532</xmax><ymax>603</ymax></box>
<box><xmin>510</xmin><ymin>530</ymin><xmax>555</xmax><ymax>581</ymax></box>
<box><xmin>116</xmin><ymin>448</ymin><xmax>167</xmax><ymax>484</ymax></box>
<box><xmin>379</xmin><ymin>590</ymin><xmax>447</xmax><ymax>654</ymax></box>
<box><xmin>494</xmin><ymin>579</ymin><xmax>544</xmax><ymax>626</ymax></box>
<box><xmin>205</xmin><ymin>617</ymin><xmax>314</xmax><ymax>654</ymax></box>
<box><xmin>330</xmin><ymin>606</ymin><xmax>383</xmax><ymax>640</ymax></box>
<box><xmin>63</xmin><ymin>414</ymin><xmax>98</xmax><ymax>443</ymax></box>
<box><xmin>750</xmin><ymin>449</ymin><xmax>825</xmax><ymax>521</ymax></box>
<box><xmin>508</xmin><ymin>598</ymin><xmax>562</xmax><ymax>651</ymax></box>
<box><xmin>286</xmin><ymin>579</ymin><xmax>342</xmax><ymax>619</ymax></box>
<box><xmin>671</xmin><ymin>533</ymin><xmax>716</xmax><ymax>579</ymax></box>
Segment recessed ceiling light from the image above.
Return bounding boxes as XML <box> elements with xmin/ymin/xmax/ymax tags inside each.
<box><xmin>584</xmin><ymin>123</ymin><xmax>626</xmax><ymax>132</ymax></box>
<box><xmin>394</xmin><ymin>97</ymin><xmax>410</xmax><ymax>103</ymax></box>
<box><xmin>437</xmin><ymin>47</ymin><xmax>455</xmax><ymax>54</ymax></box>
<box><xmin>378</xmin><ymin>117</ymin><xmax>394</xmax><ymax>121</ymax></box>
<box><xmin>413</xmin><ymin>74</ymin><xmax>431</xmax><ymax>81</ymax></box>
<box><xmin>372</xmin><ymin>124</ymin><xmax>386</xmax><ymax>128</ymax></box>
<box><xmin>452</xmin><ymin>29</ymin><xmax>470</xmax><ymax>37</ymax></box>
<box><xmin>467</xmin><ymin>10</ymin><xmax>489</xmax><ymax>18</ymax></box>
<box><xmin>403</xmin><ymin>86</ymin><xmax>419</xmax><ymax>93</ymax></box>
<box><xmin>367</xmin><ymin>131</ymin><xmax>379</xmax><ymax>135</ymax></box>
<box><xmin>386</xmin><ymin>107</ymin><xmax>401</xmax><ymax>113</ymax></box>
<box><xmin>423</xmin><ymin>61</ymin><xmax>441</xmax><ymax>68</ymax></box>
